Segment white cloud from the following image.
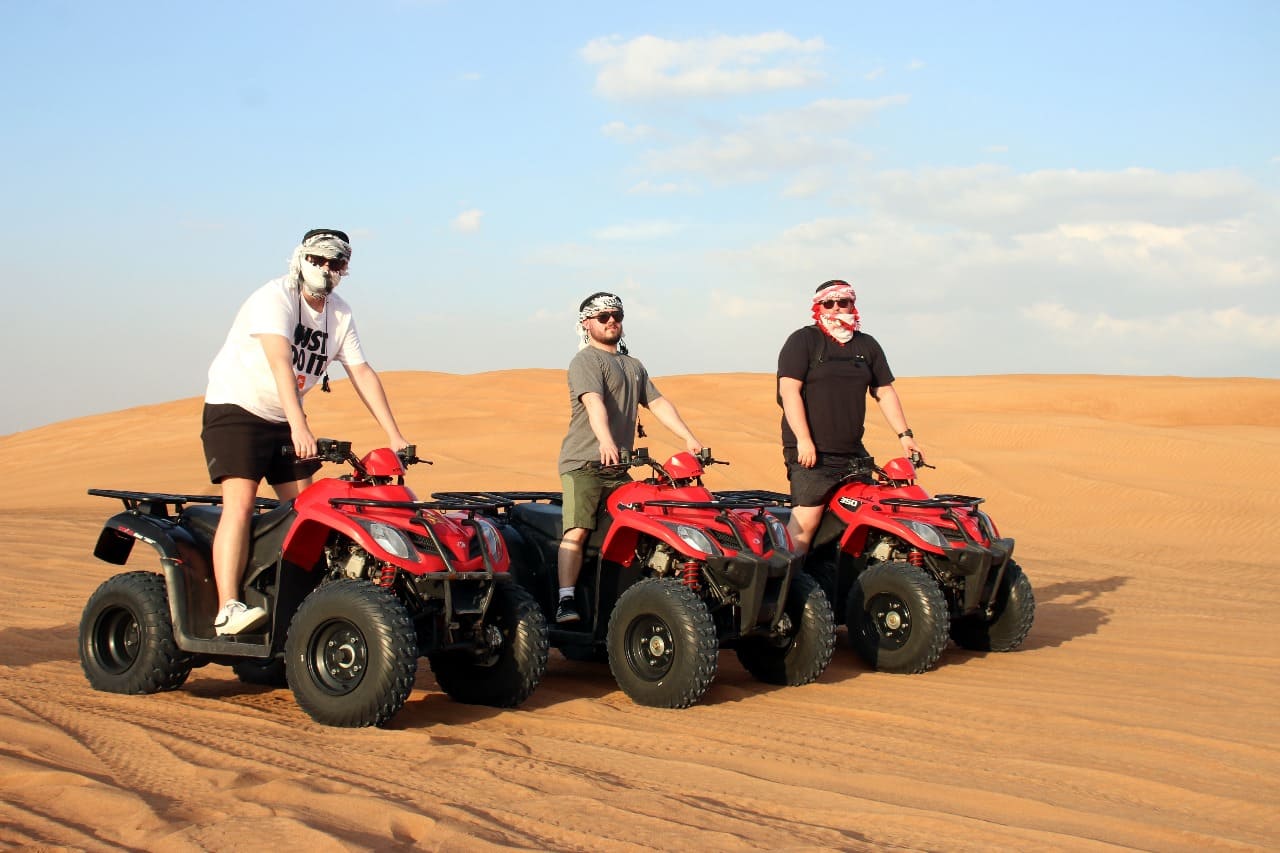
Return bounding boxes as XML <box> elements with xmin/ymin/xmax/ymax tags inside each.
<box><xmin>864</xmin><ymin>66</ymin><xmax>885</xmax><ymax>81</ymax></box>
<box><xmin>627</xmin><ymin>180</ymin><xmax>695</xmax><ymax>195</ymax></box>
<box><xmin>601</xmin><ymin>120</ymin><xmax>654</xmax><ymax>142</ymax></box>
<box><xmin>866</xmin><ymin>166</ymin><xmax>1266</xmax><ymax>233</ymax></box>
<box><xmin>581</xmin><ymin>32</ymin><xmax>826</xmax><ymax>99</ymax></box>
<box><xmin>710</xmin><ymin>287</ymin><xmax>793</xmax><ymax>320</ymax></box>
<box><xmin>593</xmin><ymin>221</ymin><xmax>684</xmax><ymax>241</ymax></box>
<box><xmin>458</xmin><ymin>71</ymin><xmax>482</xmax><ymax>82</ymax></box>
<box><xmin>1023</xmin><ymin>303</ymin><xmax>1280</xmax><ymax>349</ymax></box>
<box><xmin>452</xmin><ymin>209</ymin><xmax>484</xmax><ymax>233</ymax></box>
<box><xmin>907</xmin><ymin>59</ymin><xmax>925</xmax><ymax>71</ymax></box>
<box><xmin>641</xmin><ymin>96</ymin><xmax>905</xmax><ymax>182</ymax></box>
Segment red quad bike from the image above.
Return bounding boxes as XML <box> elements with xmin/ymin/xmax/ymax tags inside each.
<box><xmin>435</xmin><ymin>447</ymin><xmax>835</xmax><ymax>709</ymax></box>
<box><xmin>79</xmin><ymin>439</ymin><xmax>548</xmax><ymax>728</ymax></box>
<box><xmin>720</xmin><ymin>454</ymin><xmax>1034</xmax><ymax>675</ymax></box>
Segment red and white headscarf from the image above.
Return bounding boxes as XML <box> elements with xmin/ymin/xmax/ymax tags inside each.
<box><xmin>812</xmin><ymin>279</ymin><xmax>860</xmax><ymax>344</ymax></box>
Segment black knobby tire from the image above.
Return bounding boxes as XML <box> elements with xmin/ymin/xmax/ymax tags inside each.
<box><xmin>803</xmin><ymin>546</ymin><xmax>841</xmax><ymax>623</ymax></box>
<box><xmin>950</xmin><ymin>561</ymin><xmax>1036</xmax><ymax>652</ymax></box>
<box><xmin>285</xmin><ymin>579</ymin><xmax>419</xmax><ymax>728</ymax></box>
<box><xmin>606</xmin><ymin>578</ymin><xmax>719</xmax><ymax>709</ymax></box>
<box><xmin>79</xmin><ymin>571</ymin><xmax>193</xmax><ymax>694</ymax></box>
<box><xmin>846</xmin><ymin>561</ymin><xmax>949</xmax><ymax>674</ymax></box>
<box><xmin>735</xmin><ymin>572</ymin><xmax>836</xmax><ymax>686</ymax></box>
<box><xmin>429</xmin><ymin>580</ymin><xmax>549</xmax><ymax>708</ymax></box>
<box><xmin>232</xmin><ymin>657</ymin><xmax>288</xmax><ymax>687</ymax></box>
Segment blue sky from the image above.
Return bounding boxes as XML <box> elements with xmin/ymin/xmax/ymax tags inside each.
<box><xmin>4</xmin><ymin>1</ymin><xmax>1277</xmax><ymax>435</ymax></box>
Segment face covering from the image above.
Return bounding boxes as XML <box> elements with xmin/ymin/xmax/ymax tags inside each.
<box><xmin>811</xmin><ymin>281</ymin><xmax>860</xmax><ymax>344</ymax></box>
<box><xmin>300</xmin><ymin>259</ymin><xmax>340</xmax><ymax>299</ymax></box>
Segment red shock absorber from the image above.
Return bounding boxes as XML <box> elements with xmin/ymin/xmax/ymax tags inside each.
<box><xmin>681</xmin><ymin>560</ymin><xmax>702</xmax><ymax>591</ymax></box>
<box><xmin>379</xmin><ymin>562</ymin><xmax>396</xmax><ymax>588</ymax></box>
<box><xmin>908</xmin><ymin>549</ymin><xmax>924</xmax><ymax>568</ymax></box>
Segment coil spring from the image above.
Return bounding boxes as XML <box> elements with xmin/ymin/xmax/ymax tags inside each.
<box><xmin>681</xmin><ymin>560</ymin><xmax>701</xmax><ymax>591</ymax></box>
<box><xmin>908</xmin><ymin>549</ymin><xmax>924</xmax><ymax>568</ymax></box>
<box><xmin>379</xmin><ymin>562</ymin><xmax>396</xmax><ymax>588</ymax></box>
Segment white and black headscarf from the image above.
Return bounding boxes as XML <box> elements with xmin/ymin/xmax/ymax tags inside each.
<box><xmin>577</xmin><ymin>291</ymin><xmax>629</xmax><ymax>355</ymax></box>
<box><xmin>288</xmin><ymin>228</ymin><xmax>352</xmax><ymax>299</ymax></box>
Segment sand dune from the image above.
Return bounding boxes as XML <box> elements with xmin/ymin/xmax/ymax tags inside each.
<box><xmin>1</xmin><ymin>371</ymin><xmax>1277</xmax><ymax>851</ymax></box>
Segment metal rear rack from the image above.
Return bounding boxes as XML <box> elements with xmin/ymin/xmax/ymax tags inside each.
<box><xmin>88</xmin><ymin>489</ymin><xmax>279</xmax><ymax>515</ymax></box>
<box><xmin>430</xmin><ymin>491</ymin><xmax>564</xmax><ymax>509</ymax></box>
<box><xmin>328</xmin><ymin>495</ymin><xmax>507</xmax><ymax>513</ymax></box>
<box><xmin>711</xmin><ymin>489</ymin><xmax>792</xmax><ymax>506</ymax></box>
<box><xmin>880</xmin><ymin>494</ymin><xmax>985</xmax><ymax>510</ymax></box>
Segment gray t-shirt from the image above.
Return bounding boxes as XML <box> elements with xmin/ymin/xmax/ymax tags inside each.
<box><xmin>557</xmin><ymin>347</ymin><xmax>662</xmax><ymax>474</ymax></box>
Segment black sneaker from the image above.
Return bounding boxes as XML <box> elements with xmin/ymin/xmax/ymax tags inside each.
<box><xmin>555</xmin><ymin>596</ymin><xmax>581</xmax><ymax>624</ymax></box>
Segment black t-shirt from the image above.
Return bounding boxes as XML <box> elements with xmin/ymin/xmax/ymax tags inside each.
<box><xmin>777</xmin><ymin>326</ymin><xmax>895</xmax><ymax>453</ymax></box>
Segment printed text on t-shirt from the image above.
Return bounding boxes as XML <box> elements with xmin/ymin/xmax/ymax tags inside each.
<box><xmin>293</xmin><ymin>323</ymin><xmax>329</xmax><ymax>378</ymax></box>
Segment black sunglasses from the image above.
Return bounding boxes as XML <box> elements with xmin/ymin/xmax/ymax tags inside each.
<box><xmin>592</xmin><ymin>310</ymin><xmax>624</xmax><ymax>323</ymax></box>
<box><xmin>820</xmin><ymin>299</ymin><xmax>852</xmax><ymax>309</ymax></box>
<box><xmin>306</xmin><ymin>254</ymin><xmax>348</xmax><ymax>272</ymax></box>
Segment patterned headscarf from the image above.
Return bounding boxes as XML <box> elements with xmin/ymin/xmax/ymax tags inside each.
<box><xmin>577</xmin><ymin>291</ymin><xmax>629</xmax><ymax>355</ymax></box>
<box><xmin>288</xmin><ymin>229</ymin><xmax>353</xmax><ymax>290</ymax></box>
<box><xmin>811</xmin><ymin>279</ymin><xmax>860</xmax><ymax>343</ymax></box>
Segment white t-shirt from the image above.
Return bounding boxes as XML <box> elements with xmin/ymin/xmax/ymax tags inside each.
<box><xmin>205</xmin><ymin>276</ymin><xmax>367</xmax><ymax>422</ymax></box>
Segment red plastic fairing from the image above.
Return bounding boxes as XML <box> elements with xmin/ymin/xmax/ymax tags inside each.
<box><xmin>881</xmin><ymin>456</ymin><xmax>917</xmax><ymax>483</ymax></box>
<box><xmin>663</xmin><ymin>452</ymin><xmax>705</xmax><ymax>481</ymax></box>
<box><xmin>361</xmin><ymin>447</ymin><xmax>405</xmax><ymax>478</ymax></box>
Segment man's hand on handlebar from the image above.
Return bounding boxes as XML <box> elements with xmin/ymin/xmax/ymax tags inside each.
<box><xmin>290</xmin><ymin>425</ymin><xmax>318</xmax><ymax>461</ymax></box>
<box><xmin>598</xmin><ymin>440</ymin><xmax>622</xmax><ymax>467</ymax></box>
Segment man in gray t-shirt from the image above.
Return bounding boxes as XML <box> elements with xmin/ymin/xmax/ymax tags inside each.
<box><xmin>554</xmin><ymin>291</ymin><xmax>703</xmax><ymax>624</ymax></box>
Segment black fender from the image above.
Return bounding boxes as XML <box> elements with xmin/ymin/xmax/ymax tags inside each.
<box><xmin>92</xmin><ymin>512</ymin><xmax>273</xmax><ymax>658</ymax></box>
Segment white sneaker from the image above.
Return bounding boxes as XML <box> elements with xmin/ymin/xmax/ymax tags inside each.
<box><xmin>214</xmin><ymin>600</ymin><xmax>268</xmax><ymax>636</ymax></box>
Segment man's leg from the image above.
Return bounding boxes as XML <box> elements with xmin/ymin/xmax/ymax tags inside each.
<box><xmin>212</xmin><ymin>476</ymin><xmax>271</xmax><ymax>635</ymax></box>
<box><xmin>787</xmin><ymin>504</ymin><xmax>826</xmax><ymax>556</ymax></box>
<box><xmin>556</xmin><ymin>527</ymin><xmax>590</xmax><ymax>623</ymax></box>
<box><xmin>214</xmin><ymin>477</ymin><xmax>259</xmax><ymax>605</ymax></box>
<box><xmin>272</xmin><ymin>477</ymin><xmax>312</xmax><ymax>502</ymax></box>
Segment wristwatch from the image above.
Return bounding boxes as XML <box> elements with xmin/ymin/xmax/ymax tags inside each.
<box><xmin>897</xmin><ymin>429</ymin><xmax>914</xmax><ymax>439</ymax></box>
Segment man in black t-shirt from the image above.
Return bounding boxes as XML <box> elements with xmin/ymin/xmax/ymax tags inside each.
<box><xmin>777</xmin><ymin>279</ymin><xmax>924</xmax><ymax>554</ymax></box>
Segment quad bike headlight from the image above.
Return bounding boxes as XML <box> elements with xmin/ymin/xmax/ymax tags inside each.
<box><xmin>898</xmin><ymin>519</ymin><xmax>947</xmax><ymax>549</ymax></box>
<box><xmin>762</xmin><ymin>513</ymin><xmax>791</xmax><ymax>551</ymax></box>
<box><xmin>663</xmin><ymin>523</ymin><xmax>722</xmax><ymax>556</ymax></box>
<box><xmin>472</xmin><ymin>517</ymin><xmax>505</xmax><ymax>563</ymax></box>
<box><xmin>359</xmin><ymin>520</ymin><xmax>419</xmax><ymax>562</ymax></box>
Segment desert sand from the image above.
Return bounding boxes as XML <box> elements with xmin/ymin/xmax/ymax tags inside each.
<box><xmin>1</xmin><ymin>371</ymin><xmax>1277</xmax><ymax>852</ymax></box>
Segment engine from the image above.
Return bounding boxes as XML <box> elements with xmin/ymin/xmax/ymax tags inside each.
<box><xmin>324</xmin><ymin>538</ymin><xmax>377</xmax><ymax>581</ymax></box>
<box><xmin>867</xmin><ymin>535</ymin><xmax>905</xmax><ymax>565</ymax></box>
<box><xmin>644</xmin><ymin>542</ymin><xmax>681</xmax><ymax>576</ymax></box>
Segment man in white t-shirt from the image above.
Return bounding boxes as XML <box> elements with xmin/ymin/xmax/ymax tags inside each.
<box><xmin>201</xmin><ymin>228</ymin><xmax>410</xmax><ymax>635</ymax></box>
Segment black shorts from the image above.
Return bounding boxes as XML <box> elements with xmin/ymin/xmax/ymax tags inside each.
<box><xmin>201</xmin><ymin>403</ymin><xmax>322</xmax><ymax>485</ymax></box>
<box><xmin>783</xmin><ymin>448</ymin><xmax>871</xmax><ymax>507</ymax></box>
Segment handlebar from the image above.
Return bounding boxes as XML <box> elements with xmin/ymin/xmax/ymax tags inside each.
<box><xmin>282</xmin><ymin>439</ymin><xmax>428</xmax><ymax>470</ymax></box>
<box><xmin>598</xmin><ymin>447</ymin><xmax>727</xmax><ymax>486</ymax></box>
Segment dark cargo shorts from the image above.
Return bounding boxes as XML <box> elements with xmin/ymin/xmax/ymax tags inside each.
<box><xmin>783</xmin><ymin>448</ymin><xmax>872</xmax><ymax>507</ymax></box>
<box><xmin>560</xmin><ymin>465</ymin><xmax>632</xmax><ymax>531</ymax></box>
<box><xmin>201</xmin><ymin>403</ymin><xmax>322</xmax><ymax>485</ymax></box>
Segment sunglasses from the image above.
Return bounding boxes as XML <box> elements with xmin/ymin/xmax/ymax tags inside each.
<box><xmin>592</xmin><ymin>310</ymin><xmax>624</xmax><ymax>323</ymax></box>
<box><xmin>820</xmin><ymin>299</ymin><xmax>852</xmax><ymax>309</ymax></box>
<box><xmin>306</xmin><ymin>254</ymin><xmax>348</xmax><ymax>272</ymax></box>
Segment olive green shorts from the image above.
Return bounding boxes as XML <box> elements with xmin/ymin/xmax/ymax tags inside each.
<box><xmin>560</xmin><ymin>466</ymin><xmax>632</xmax><ymax>531</ymax></box>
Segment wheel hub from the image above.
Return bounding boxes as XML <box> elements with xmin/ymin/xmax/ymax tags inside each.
<box><xmin>625</xmin><ymin>615</ymin><xmax>675</xmax><ymax>681</ymax></box>
<box><xmin>311</xmin><ymin>621</ymin><xmax>369</xmax><ymax>694</ymax></box>
<box><xmin>867</xmin><ymin>593</ymin><xmax>912</xmax><ymax>650</ymax></box>
<box><xmin>97</xmin><ymin>608</ymin><xmax>143</xmax><ymax>673</ymax></box>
